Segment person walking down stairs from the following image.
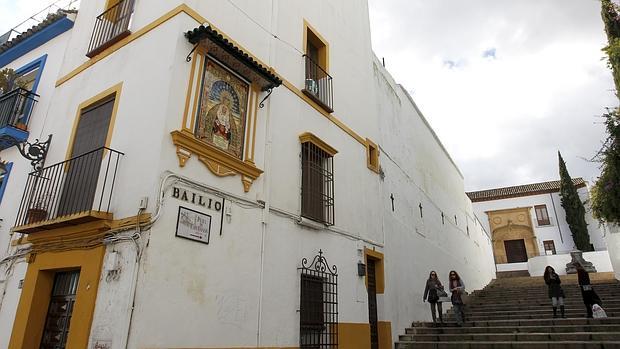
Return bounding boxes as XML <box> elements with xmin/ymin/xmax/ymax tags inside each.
<box><xmin>448</xmin><ymin>270</ymin><xmax>466</xmax><ymax>327</ymax></box>
<box><xmin>396</xmin><ymin>273</ymin><xmax>620</xmax><ymax>348</ymax></box>
<box><xmin>577</xmin><ymin>262</ymin><xmax>602</xmax><ymax>318</ymax></box>
<box><xmin>544</xmin><ymin>265</ymin><xmax>566</xmax><ymax>318</ymax></box>
<box><xmin>423</xmin><ymin>271</ymin><xmax>445</xmax><ymax>325</ymax></box>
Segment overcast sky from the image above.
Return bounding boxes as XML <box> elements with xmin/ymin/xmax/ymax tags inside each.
<box><xmin>369</xmin><ymin>0</ymin><xmax>618</xmax><ymax>191</ymax></box>
<box><xmin>1</xmin><ymin>1</ymin><xmax>616</xmax><ymax>191</ymax></box>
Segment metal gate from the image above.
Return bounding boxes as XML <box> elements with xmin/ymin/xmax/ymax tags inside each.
<box><xmin>40</xmin><ymin>270</ymin><xmax>80</xmax><ymax>349</ymax></box>
<box><xmin>299</xmin><ymin>250</ymin><xmax>338</xmax><ymax>348</ymax></box>
<box><xmin>367</xmin><ymin>258</ymin><xmax>379</xmax><ymax>349</ymax></box>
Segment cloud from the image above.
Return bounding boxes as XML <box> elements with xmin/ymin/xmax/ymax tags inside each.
<box><xmin>369</xmin><ymin>0</ymin><xmax>617</xmax><ymax>191</ymax></box>
<box><xmin>482</xmin><ymin>48</ymin><xmax>496</xmax><ymax>59</ymax></box>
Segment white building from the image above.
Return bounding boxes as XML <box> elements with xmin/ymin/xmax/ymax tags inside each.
<box><xmin>467</xmin><ymin>178</ymin><xmax>613</xmax><ymax>277</ymax></box>
<box><xmin>0</xmin><ymin>1</ymin><xmax>496</xmax><ymax>348</ymax></box>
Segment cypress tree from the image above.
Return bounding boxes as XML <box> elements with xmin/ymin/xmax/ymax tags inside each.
<box><xmin>558</xmin><ymin>152</ymin><xmax>592</xmax><ymax>251</ymax></box>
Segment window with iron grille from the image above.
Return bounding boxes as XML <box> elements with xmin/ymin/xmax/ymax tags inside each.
<box><xmin>301</xmin><ymin>141</ymin><xmax>334</xmax><ymax>225</ymax></box>
<box><xmin>299</xmin><ymin>250</ymin><xmax>338</xmax><ymax>349</ymax></box>
<box><xmin>535</xmin><ymin>205</ymin><xmax>551</xmax><ymax>226</ymax></box>
<box><xmin>543</xmin><ymin>240</ymin><xmax>557</xmax><ymax>255</ymax></box>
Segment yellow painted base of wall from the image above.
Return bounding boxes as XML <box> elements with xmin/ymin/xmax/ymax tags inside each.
<box><xmin>339</xmin><ymin>323</ymin><xmax>371</xmax><ymax>349</ymax></box>
<box><xmin>378</xmin><ymin>321</ymin><xmax>393</xmax><ymax>349</ymax></box>
<box><xmin>9</xmin><ymin>246</ymin><xmax>105</xmax><ymax>349</ymax></box>
<box><xmin>338</xmin><ymin>321</ymin><xmax>392</xmax><ymax>349</ymax></box>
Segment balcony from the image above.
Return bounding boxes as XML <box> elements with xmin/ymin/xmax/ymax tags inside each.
<box><xmin>0</xmin><ymin>88</ymin><xmax>38</xmax><ymax>150</ymax></box>
<box><xmin>302</xmin><ymin>55</ymin><xmax>333</xmax><ymax>113</ymax></box>
<box><xmin>13</xmin><ymin>146</ymin><xmax>124</xmax><ymax>233</ymax></box>
<box><xmin>86</xmin><ymin>0</ymin><xmax>134</xmax><ymax>58</ymax></box>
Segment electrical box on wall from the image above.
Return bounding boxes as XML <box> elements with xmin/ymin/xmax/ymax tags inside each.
<box><xmin>139</xmin><ymin>197</ymin><xmax>149</xmax><ymax>209</ymax></box>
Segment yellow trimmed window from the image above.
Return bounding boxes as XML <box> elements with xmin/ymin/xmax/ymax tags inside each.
<box><xmin>366</xmin><ymin>138</ymin><xmax>380</xmax><ymax>173</ymax></box>
<box><xmin>299</xmin><ymin>132</ymin><xmax>337</xmax><ymax>225</ymax></box>
<box><xmin>302</xmin><ymin>21</ymin><xmax>333</xmax><ymax>112</ymax></box>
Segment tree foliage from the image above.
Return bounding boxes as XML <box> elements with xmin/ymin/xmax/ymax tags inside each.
<box><xmin>0</xmin><ymin>68</ymin><xmax>20</xmax><ymax>95</ymax></box>
<box><xmin>559</xmin><ymin>152</ymin><xmax>592</xmax><ymax>251</ymax></box>
<box><xmin>593</xmin><ymin>0</ymin><xmax>620</xmax><ymax>223</ymax></box>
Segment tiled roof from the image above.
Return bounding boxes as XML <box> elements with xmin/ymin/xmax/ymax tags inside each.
<box><xmin>185</xmin><ymin>25</ymin><xmax>282</xmax><ymax>90</ymax></box>
<box><xmin>466</xmin><ymin>178</ymin><xmax>587</xmax><ymax>202</ymax></box>
<box><xmin>0</xmin><ymin>10</ymin><xmax>75</xmax><ymax>54</ymax></box>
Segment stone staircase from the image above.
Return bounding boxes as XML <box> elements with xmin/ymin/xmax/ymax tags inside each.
<box><xmin>396</xmin><ymin>273</ymin><xmax>620</xmax><ymax>348</ymax></box>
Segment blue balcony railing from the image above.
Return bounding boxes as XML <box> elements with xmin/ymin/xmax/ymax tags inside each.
<box><xmin>0</xmin><ymin>88</ymin><xmax>38</xmax><ymax>150</ymax></box>
<box><xmin>0</xmin><ymin>88</ymin><xmax>37</xmax><ymax>129</ymax></box>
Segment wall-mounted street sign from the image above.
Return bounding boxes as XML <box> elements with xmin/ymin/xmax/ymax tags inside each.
<box><xmin>176</xmin><ymin>206</ymin><xmax>212</xmax><ymax>244</ymax></box>
<box><xmin>172</xmin><ymin>186</ymin><xmax>225</xmax><ymax>242</ymax></box>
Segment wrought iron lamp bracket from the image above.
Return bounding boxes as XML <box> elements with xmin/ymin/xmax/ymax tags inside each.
<box><xmin>0</xmin><ymin>134</ymin><xmax>52</xmax><ymax>170</ymax></box>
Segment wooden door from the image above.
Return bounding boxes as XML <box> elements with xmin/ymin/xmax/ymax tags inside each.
<box><xmin>40</xmin><ymin>270</ymin><xmax>80</xmax><ymax>349</ymax></box>
<box><xmin>367</xmin><ymin>259</ymin><xmax>379</xmax><ymax>349</ymax></box>
<box><xmin>504</xmin><ymin>239</ymin><xmax>528</xmax><ymax>263</ymax></box>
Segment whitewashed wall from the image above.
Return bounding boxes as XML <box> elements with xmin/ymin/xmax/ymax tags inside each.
<box><xmin>527</xmin><ymin>251</ymin><xmax>614</xmax><ymax>276</ymax></box>
<box><xmin>604</xmin><ymin>224</ymin><xmax>620</xmax><ymax>280</ymax></box>
<box><xmin>373</xmin><ymin>59</ymin><xmax>496</xmax><ymax>340</ymax></box>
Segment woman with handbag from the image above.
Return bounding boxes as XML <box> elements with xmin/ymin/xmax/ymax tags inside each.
<box><xmin>423</xmin><ymin>271</ymin><xmax>446</xmax><ymax>325</ymax></box>
<box><xmin>543</xmin><ymin>266</ymin><xmax>565</xmax><ymax>318</ymax></box>
<box><xmin>449</xmin><ymin>270</ymin><xmax>466</xmax><ymax>326</ymax></box>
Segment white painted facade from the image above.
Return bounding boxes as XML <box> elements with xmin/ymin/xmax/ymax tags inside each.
<box><xmin>0</xmin><ymin>1</ymin><xmax>496</xmax><ymax>348</ymax></box>
<box><xmin>470</xmin><ymin>185</ymin><xmax>612</xmax><ymax>276</ymax></box>
<box><xmin>604</xmin><ymin>224</ymin><xmax>620</xmax><ymax>280</ymax></box>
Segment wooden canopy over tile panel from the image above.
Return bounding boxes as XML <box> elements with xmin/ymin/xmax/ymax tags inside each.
<box><xmin>185</xmin><ymin>25</ymin><xmax>282</xmax><ymax>91</ymax></box>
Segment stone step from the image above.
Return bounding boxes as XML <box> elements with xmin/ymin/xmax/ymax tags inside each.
<box><xmin>395</xmin><ymin>341</ymin><xmax>620</xmax><ymax>349</ymax></box>
<box><xmin>467</xmin><ymin>301</ymin><xmax>620</xmax><ymax>310</ymax></box>
<box><xmin>475</xmin><ymin>291</ymin><xmax>620</xmax><ymax>296</ymax></box>
<box><xmin>449</xmin><ymin>307</ymin><xmax>620</xmax><ymax>317</ymax></box>
<box><xmin>411</xmin><ymin>317</ymin><xmax>620</xmax><ymax>328</ymax></box>
<box><xmin>399</xmin><ymin>332</ymin><xmax>620</xmax><ymax>342</ymax></box>
<box><xmin>405</xmin><ymin>324</ymin><xmax>620</xmax><ymax>335</ymax></box>
<box><xmin>468</xmin><ymin>295</ymin><xmax>620</xmax><ymax>306</ymax></box>
<box><xmin>473</xmin><ymin>293</ymin><xmax>620</xmax><ymax>299</ymax></box>
<box><xmin>465</xmin><ymin>306</ymin><xmax>620</xmax><ymax>313</ymax></box>
<box><xmin>446</xmin><ymin>313</ymin><xmax>620</xmax><ymax>321</ymax></box>
<box><xmin>395</xmin><ymin>276</ymin><xmax>620</xmax><ymax>348</ymax></box>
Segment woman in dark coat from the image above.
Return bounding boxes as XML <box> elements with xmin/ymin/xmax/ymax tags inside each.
<box><xmin>543</xmin><ymin>266</ymin><xmax>565</xmax><ymax>318</ymax></box>
<box><xmin>576</xmin><ymin>263</ymin><xmax>601</xmax><ymax>318</ymax></box>
<box><xmin>449</xmin><ymin>270</ymin><xmax>466</xmax><ymax>326</ymax></box>
<box><xmin>423</xmin><ymin>271</ymin><xmax>444</xmax><ymax>324</ymax></box>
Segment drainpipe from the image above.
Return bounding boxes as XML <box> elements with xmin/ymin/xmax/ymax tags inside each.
<box><xmin>549</xmin><ymin>193</ymin><xmax>563</xmax><ymax>244</ymax></box>
<box><xmin>256</xmin><ymin>1</ymin><xmax>276</xmax><ymax>345</ymax></box>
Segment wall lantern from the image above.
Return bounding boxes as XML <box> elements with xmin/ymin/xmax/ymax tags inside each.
<box><xmin>357</xmin><ymin>261</ymin><xmax>366</xmax><ymax>277</ymax></box>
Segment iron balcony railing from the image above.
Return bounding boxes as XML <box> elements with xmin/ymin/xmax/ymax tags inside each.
<box><xmin>15</xmin><ymin>147</ymin><xmax>124</xmax><ymax>227</ymax></box>
<box><xmin>86</xmin><ymin>0</ymin><xmax>134</xmax><ymax>58</ymax></box>
<box><xmin>0</xmin><ymin>88</ymin><xmax>38</xmax><ymax>130</ymax></box>
<box><xmin>303</xmin><ymin>55</ymin><xmax>334</xmax><ymax>112</ymax></box>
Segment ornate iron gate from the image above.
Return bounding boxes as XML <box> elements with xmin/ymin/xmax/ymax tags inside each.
<box><xmin>299</xmin><ymin>250</ymin><xmax>338</xmax><ymax>348</ymax></box>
